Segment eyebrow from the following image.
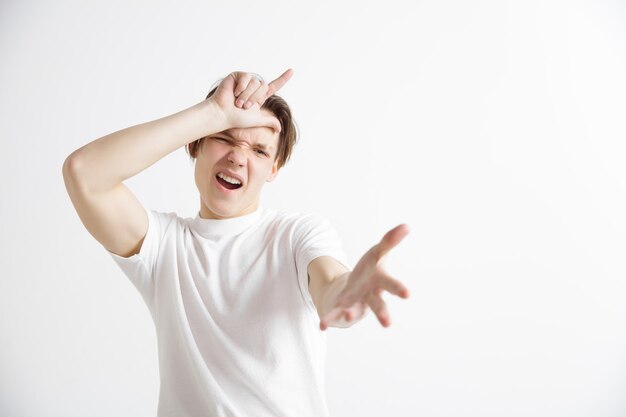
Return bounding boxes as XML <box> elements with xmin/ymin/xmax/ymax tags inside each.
<box><xmin>214</xmin><ymin>132</ymin><xmax>274</xmax><ymax>151</ymax></box>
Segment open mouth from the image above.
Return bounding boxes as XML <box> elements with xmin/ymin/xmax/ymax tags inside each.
<box><xmin>216</xmin><ymin>172</ymin><xmax>243</xmax><ymax>190</ymax></box>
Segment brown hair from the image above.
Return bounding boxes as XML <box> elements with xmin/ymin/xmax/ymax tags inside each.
<box><xmin>185</xmin><ymin>85</ymin><xmax>298</xmax><ymax>170</ymax></box>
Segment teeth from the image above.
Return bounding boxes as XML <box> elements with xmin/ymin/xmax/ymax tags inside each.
<box><xmin>217</xmin><ymin>172</ymin><xmax>241</xmax><ymax>185</ymax></box>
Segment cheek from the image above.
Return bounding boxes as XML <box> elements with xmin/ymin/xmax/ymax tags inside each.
<box><xmin>195</xmin><ymin>159</ymin><xmax>212</xmax><ymax>186</ymax></box>
<box><xmin>196</xmin><ymin>153</ymin><xmax>220</xmax><ymax>176</ymax></box>
<box><xmin>249</xmin><ymin>162</ymin><xmax>274</xmax><ymax>184</ymax></box>
<box><xmin>194</xmin><ymin>165</ymin><xmax>203</xmax><ymax>189</ymax></box>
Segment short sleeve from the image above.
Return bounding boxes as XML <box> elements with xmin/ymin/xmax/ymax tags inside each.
<box><xmin>106</xmin><ymin>208</ymin><xmax>173</xmax><ymax>297</ymax></box>
<box><xmin>291</xmin><ymin>213</ymin><xmax>352</xmax><ymax>314</ymax></box>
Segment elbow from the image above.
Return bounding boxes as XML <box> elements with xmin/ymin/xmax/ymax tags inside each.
<box><xmin>62</xmin><ymin>152</ymin><xmax>86</xmax><ymax>190</ymax></box>
<box><xmin>62</xmin><ymin>152</ymin><xmax>80</xmax><ymax>177</ymax></box>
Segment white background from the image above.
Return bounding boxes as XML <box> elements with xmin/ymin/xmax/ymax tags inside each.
<box><xmin>1</xmin><ymin>0</ymin><xmax>625</xmax><ymax>416</ymax></box>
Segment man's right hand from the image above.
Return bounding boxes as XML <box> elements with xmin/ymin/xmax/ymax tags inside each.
<box><xmin>209</xmin><ymin>69</ymin><xmax>293</xmax><ymax>133</ymax></box>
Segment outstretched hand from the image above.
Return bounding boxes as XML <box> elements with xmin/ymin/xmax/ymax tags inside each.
<box><xmin>320</xmin><ymin>224</ymin><xmax>411</xmax><ymax>331</ymax></box>
<box><xmin>210</xmin><ymin>69</ymin><xmax>293</xmax><ymax>133</ymax></box>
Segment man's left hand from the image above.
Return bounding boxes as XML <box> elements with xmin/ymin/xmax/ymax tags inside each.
<box><xmin>320</xmin><ymin>224</ymin><xmax>411</xmax><ymax>330</ymax></box>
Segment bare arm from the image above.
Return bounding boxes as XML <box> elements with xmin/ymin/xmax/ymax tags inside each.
<box><xmin>308</xmin><ymin>257</ymin><xmax>358</xmax><ymax>328</ymax></box>
<box><xmin>308</xmin><ymin>225</ymin><xmax>411</xmax><ymax>331</ymax></box>
<box><xmin>61</xmin><ymin>101</ymin><xmax>224</xmax><ymax>257</ymax></box>
<box><xmin>62</xmin><ymin>69</ymin><xmax>293</xmax><ymax>257</ymax></box>
<box><xmin>63</xmin><ymin>101</ymin><xmax>226</xmax><ymax>194</ymax></box>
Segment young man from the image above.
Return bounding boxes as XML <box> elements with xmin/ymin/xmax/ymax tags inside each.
<box><xmin>62</xmin><ymin>69</ymin><xmax>410</xmax><ymax>417</ymax></box>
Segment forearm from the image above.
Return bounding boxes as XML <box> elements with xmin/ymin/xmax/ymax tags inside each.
<box><xmin>64</xmin><ymin>99</ymin><xmax>225</xmax><ymax>192</ymax></box>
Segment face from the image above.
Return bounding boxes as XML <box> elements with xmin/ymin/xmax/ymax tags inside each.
<box><xmin>194</xmin><ymin>113</ymin><xmax>280</xmax><ymax>219</ymax></box>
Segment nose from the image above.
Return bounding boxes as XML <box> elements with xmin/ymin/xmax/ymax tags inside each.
<box><xmin>227</xmin><ymin>145</ymin><xmax>247</xmax><ymax>167</ymax></box>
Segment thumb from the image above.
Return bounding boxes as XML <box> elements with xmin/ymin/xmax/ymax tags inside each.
<box><xmin>261</xmin><ymin>115</ymin><xmax>281</xmax><ymax>134</ymax></box>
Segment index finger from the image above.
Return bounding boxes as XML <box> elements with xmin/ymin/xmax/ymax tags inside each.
<box><xmin>373</xmin><ymin>223</ymin><xmax>410</xmax><ymax>260</ymax></box>
<box><xmin>267</xmin><ymin>68</ymin><xmax>294</xmax><ymax>96</ymax></box>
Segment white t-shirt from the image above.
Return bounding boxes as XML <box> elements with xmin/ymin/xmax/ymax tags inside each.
<box><xmin>107</xmin><ymin>206</ymin><xmax>350</xmax><ymax>417</ymax></box>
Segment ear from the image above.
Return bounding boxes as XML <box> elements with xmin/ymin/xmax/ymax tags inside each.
<box><xmin>266</xmin><ymin>161</ymin><xmax>279</xmax><ymax>182</ymax></box>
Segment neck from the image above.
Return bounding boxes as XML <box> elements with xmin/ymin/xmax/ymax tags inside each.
<box><xmin>199</xmin><ymin>200</ymin><xmax>259</xmax><ymax>219</ymax></box>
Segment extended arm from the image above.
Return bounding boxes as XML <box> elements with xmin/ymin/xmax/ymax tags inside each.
<box><xmin>309</xmin><ymin>257</ymin><xmax>362</xmax><ymax>328</ymax></box>
<box><xmin>308</xmin><ymin>224</ymin><xmax>411</xmax><ymax>330</ymax></box>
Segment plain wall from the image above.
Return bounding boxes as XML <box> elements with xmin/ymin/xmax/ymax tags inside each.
<box><xmin>1</xmin><ymin>0</ymin><xmax>625</xmax><ymax>416</ymax></box>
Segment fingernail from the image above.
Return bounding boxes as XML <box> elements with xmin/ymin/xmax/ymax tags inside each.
<box><xmin>244</xmin><ymin>101</ymin><xmax>252</xmax><ymax>109</ymax></box>
<box><xmin>236</xmin><ymin>99</ymin><xmax>244</xmax><ymax>107</ymax></box>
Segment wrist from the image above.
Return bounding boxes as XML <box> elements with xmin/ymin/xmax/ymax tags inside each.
<box><xmin>321</xmin><ymin>272</ymin><xmax>350</xmax><ymax>317</ymax></box>
<box><xmin>196</xmin><ymin>98</ymin><xmax>229</xmax><ymax>136</ymax></box>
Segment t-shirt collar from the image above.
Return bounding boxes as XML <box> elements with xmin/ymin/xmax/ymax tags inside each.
<box><xmin>191</xmin><ymin>207</ymin><xmax>263</xmax><ymax>238</ymax></box>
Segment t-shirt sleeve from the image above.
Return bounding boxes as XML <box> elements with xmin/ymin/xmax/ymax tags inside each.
<box><xmin>292</xmin><ymin>213</ymin><xmax>352</xmax><ymax>314</ymax></box>
<box><xmin>105</xmin><ymin>207</ymin><xmax>172</xmax><ymax>297</ymax></box>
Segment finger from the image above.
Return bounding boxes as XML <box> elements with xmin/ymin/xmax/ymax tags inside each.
<box><xmin>320</xmin><ymin>305</ymin><xmax>363</xmax><ymax>330</ymax></box>
<box><xmin>343</xmin><ymin>302</ymin><xmax>367</xmax><ymax>321</ymax></box>
<box><xmin>267</xmin><ymin>68</ymin><xmax>293</xmax><ymax>96</ymax></box>
<box><xmin>320</xmin><ymin>306</ymin><xmax>345</xmax><ymax>331</ymax></box>
<box><xmin>235</xmin><ymin>77</ymin><xmax>262</xmax><ymax>108</ymax></box>
<box><xmin>368</xmin><ymin>294</ymin><xmax>391</xmax><ymax>327</ymax></box>
<box><xmin>243</xmin><ymin>82</ymin><xmax>270</xmax><ymax>109</ymax></box>
<box><xmin>372</xmin><ymin>224</ymin><xmax>410</xmax><ymax>260</ymax></box>
<box><xmin>233</xmin><ymin>72</ymin><xmax>253</xmax><ymax>99</ymax></box>
<box><xmin>376</xmin><ymin>270</ymin><xmax>410</xmax><ymax>299</ymax></box>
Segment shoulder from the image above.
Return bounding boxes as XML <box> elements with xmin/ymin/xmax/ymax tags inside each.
<box><xmin>147</xmin><ymin>209</ymin><xmax>186</xmax><ymax>232</ymax></box>
<box><xmin>261</xmin><ymin>210</ymin><xmax>342</xmax><ymax>250</ymax></box>
<box><xmin>149</xmin><ymin>209</ymin><xmax>181</xmax><ymax>223</ymax></box>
